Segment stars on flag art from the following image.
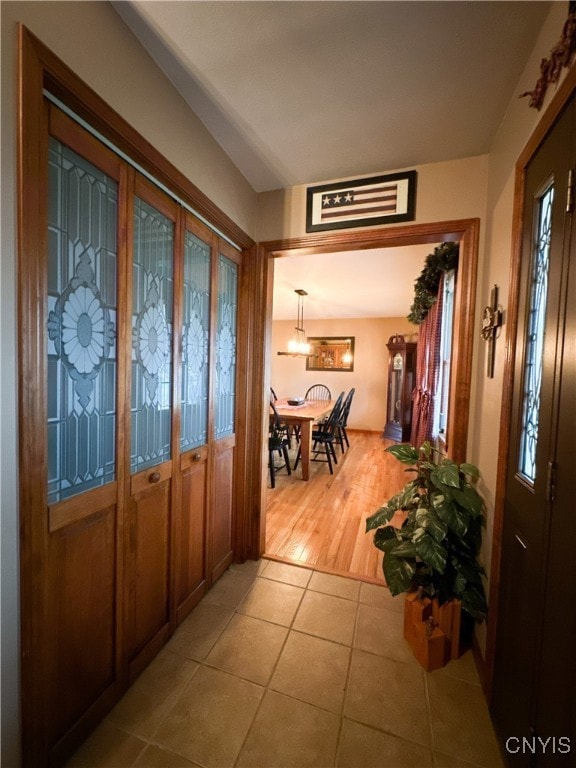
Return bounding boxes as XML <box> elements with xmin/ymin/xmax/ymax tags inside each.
<box><xmin>306</xmin><ymin>170</ymin><xmax>416</xmax><ymax>232</ymax></box>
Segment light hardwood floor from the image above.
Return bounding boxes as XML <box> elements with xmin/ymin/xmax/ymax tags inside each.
<box><xmin>265</xmin><ymin>431</ymin><xmax>408</xmax><ymax>583</ymax></box>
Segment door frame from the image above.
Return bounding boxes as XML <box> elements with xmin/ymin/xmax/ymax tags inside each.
<box><xmin>251</xmin><ymin>218</ymin><xmax>480</xmax><ymax>556</ymax></box>
<box><xmin>486</xmin><ymin>62</ymin><xmax>576</xmax><ymax>695</ymax></box>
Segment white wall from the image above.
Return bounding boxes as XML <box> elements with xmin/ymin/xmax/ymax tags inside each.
<box><xmin>272</xmin><ymin>317</ymin><xmax>417</xmax><ymax>431</ymax></box>
<box><xmin>0</xmin><ymin>3</ymin><xmax>258</xmax><ymax>764</ymax></box>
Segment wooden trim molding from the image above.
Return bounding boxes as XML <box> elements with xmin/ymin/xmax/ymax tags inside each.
<box><xmin>250</xmin><ymin>218</ymin><xmax>481</xmax><ymax>559</ymax></box>
<box><xmin>485</xmin><ymin>60</ymin><xmax>576</xmax><ymax>697</ymax></box>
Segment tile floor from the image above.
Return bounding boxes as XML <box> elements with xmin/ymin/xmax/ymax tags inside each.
<box><xmin>65</xmin><ymin>559</ymin><xmax>504</xmax><ymax>768</ymax></box>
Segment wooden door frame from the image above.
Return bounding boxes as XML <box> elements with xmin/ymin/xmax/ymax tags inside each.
<box><xmin>247</xmin><ymin>218</ymin><xmax>480</xmax><ymax>557</ymax></box>
<box><xmin>485</xmin><ymin>62</ymin><xmax>576</xmax><ymax>697</ymax></box>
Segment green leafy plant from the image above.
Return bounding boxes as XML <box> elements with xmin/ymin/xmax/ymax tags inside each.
<box><xmin>407</xmin><ymin>241</ymin><xmax>459</xmax><ymax>324</ymax></box>
<box><xmin>365</xmin><ymin>442</ymin><xmax>488</xmax><ymax>621</ymax></box>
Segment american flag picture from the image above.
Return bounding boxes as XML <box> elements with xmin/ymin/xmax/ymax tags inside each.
<box><xmin>306</xmin><ymin>171</ymin><xmax>416</xmax><ymax>232</ymax></box>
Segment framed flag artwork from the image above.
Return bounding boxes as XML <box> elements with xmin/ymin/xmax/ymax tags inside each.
<box><xmin>306</xmin><ymin>170</ymin><xmax>417</xmax><ymax>233</ymax></box>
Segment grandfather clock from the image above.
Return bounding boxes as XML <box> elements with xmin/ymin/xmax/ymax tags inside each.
<box><xmin>383</xmin><ymin>334</ymin><xmax>417</xmax><ymax>442</ymax></box>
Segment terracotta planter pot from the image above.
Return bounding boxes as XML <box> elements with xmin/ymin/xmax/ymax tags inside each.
<box><xmin>404</xmin><ymin>592</ymin><xmax>472</xmax><ymax>670</ymax></box>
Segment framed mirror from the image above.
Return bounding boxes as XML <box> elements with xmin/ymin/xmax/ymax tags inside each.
<box><xmin>306</xmin><ymin>337</ymin><xmax>355</xmax><ymax>372</ymax></box>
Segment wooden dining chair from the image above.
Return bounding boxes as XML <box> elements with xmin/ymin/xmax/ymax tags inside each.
<box><xmin>305</xmin><ymin>383</ymin><xmax>331</xmax><ymax>401</ymax></box>
<box><xmin>268</xmin><ymin>400</ymin><xmax>292</xmax><ymax>488</ymax></box>
<box><xmin>336</xmin><ymin>387</ymin><xmax>355</xmax><ymax>453</ymax></box>
<box><xmin>294</xmin><ymin>391</ymin><xmax>345</xmax><ymax>475</ymax></box>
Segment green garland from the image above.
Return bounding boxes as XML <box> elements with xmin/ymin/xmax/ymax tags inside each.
<box><xmin>407</xmin><ymin>241</ymin><xmax>459</xmax><ymax>324</ymax></box>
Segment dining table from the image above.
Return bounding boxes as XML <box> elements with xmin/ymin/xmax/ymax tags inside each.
<box><xmin>272</xmin><ymin>397</ymin><xmax>334</xmax><ymax>480</ymax></box>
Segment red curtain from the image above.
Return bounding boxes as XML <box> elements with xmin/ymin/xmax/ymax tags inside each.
<box><xmin>410</xmin><ymin>276</ymin><xmax>444</xmax><ymax>447</ymax></box>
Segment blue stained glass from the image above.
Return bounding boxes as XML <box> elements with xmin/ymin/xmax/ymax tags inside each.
<box><xmin>47</xmin><ymin>138</ymin><xmax>118</xmax><ymax>504</ymax></box>
<box><xmin>518</xmin><ymin>184</ymin><xmax>553</xmax><ymax>483</ymax></box>
<box><xmin>181</xmin><ymin>231</ymin><xmax>210</xmax><ymax>451</ymax></box>
<box><xmin>130</xmin><ymin>197</ymin><xmax>174</xmax><ymax>474</ymax></box>
<box><xmin>215</xmin><ymin>254</ymin><xmax>238</xmax><ymax>439</ymax></box>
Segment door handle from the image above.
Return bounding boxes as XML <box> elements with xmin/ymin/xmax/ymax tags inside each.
<box><xmin>192</xmin><ymin>453</ymin><xmax>202</xmax><ymax>462</ymax></box>
<box><xmin>149</xmin><ymin>471</ymin><xmax>161</xmax><ymax>484</ymax></box>
<box><xmin>514</xmin><ymin>533</ymin><xmax>527</xmax><ymax>550</ymax></box>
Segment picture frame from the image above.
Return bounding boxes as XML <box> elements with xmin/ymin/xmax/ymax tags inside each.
<box><xmin>306</xmin><ymin>337</ymin><xmax>355</xmax><ymax>372</ymax></box>
<box><xmin>306</xmin><ymin>170</ymin><xmax>417</xmax><ymax>233</ymax></box>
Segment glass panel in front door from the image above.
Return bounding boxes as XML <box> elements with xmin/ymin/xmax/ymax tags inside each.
<box><xmin>518</xmin><ymin>183</ymin><xmax>553</xmax><ymax>484</ymax></box>
<box><xmin>214</xmin><ymin>254</ymin><xmax>238</xmax><ymax>439</ymax></box>
<box><xmin>47</xmin><ymin>138</ymin><xmax>118</xmax><ymax>503</ymax></box>
<box><xmin>131</xmin><ymin>197</ymin><xmax>174</xmax><ymax>473</ymax></box>
<box><xmin>181</xmin><ymin>230</ymin><xmax>210</xmax><ymax>451</ymax></box>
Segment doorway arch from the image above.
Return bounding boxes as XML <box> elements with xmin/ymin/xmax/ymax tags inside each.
<box><xmin>247</xmin><ymin>217</ymin><xmax>480</xmax><ymax>559</ymax></box>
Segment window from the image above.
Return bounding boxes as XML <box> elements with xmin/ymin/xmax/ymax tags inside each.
<box><xmin>436</xmin><ymin>269</ymin><xmax>455</xmax><ymax>444</ymax></box>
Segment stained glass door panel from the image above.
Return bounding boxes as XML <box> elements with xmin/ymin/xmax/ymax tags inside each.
<box><xmin>215</xmin><ymin>253</ymin><xmax>238</xmax><ymax>439</ymax></box>
<box><xmin>518</xmin><ymin>184</ymin><xmax>553</xmax><ymax>484</ymax></box>
<box><xmin>131</xmin><ymin>196</ymin><xmax>174</xmax><ymax>473</ymax></box>
<box><xmin>181</xmin><ymin>229</ymin><xmax>210</xmax><ymax>452</ymax></box>
<box><xmin>47</xmin><ymin>138</ymin><xmax>118</xmax><ymax>503</ymax></box>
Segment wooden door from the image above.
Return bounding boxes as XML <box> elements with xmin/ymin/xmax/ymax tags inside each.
<box><xmin>20</xmin><ymin>101</ymin><xmax>243</xmax><ymax>764</ymax></box>
<box><xmin>31</xmin><ymin>105</ymin><xmax>128</xmax><ymax>763</ymax></box>
<box><xmin>124</xmin><ymin>175</ymin><xmax>178</xmax><ymax>678</ymax></box>
<box><xmin>174</xmin><ymin>214</ymin><xmax>215</xmax><ymax>621</ymax></box>
<box><xmin>491</xmin><ymin>96</ymin><xmax>576</xmax><ymax>765</ymax></box>
<box><xmin>210</xmin><ymin>242</ymin><xmax>241</xmax><ymax>582</ymax></box>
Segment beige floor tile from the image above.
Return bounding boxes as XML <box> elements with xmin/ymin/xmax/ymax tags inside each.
<box><xmin>205</xmin><ymin>613</ymin><xmax>288</xmax><ymax>684</ymax></box>
<box><xmin>427</xmin><ymin>673</ymin><xmax>504</xmax><ymax>767</ymax></box>
<box><xmin>133</xmin><ymin>744</ymin><xmax>201</xmax><ymax>767</ymax></box>
<box><xmin>269</xmin><ymin>630</ymin><xmax>350</xmax><ymax>713</ymax></box>
<box><xmin>64</xmin><ymin>721</ymin><xmax>146</xmax><ymax>767</ymax></box>
<box><xmin>238</xmin><ymin>577</ymin><xmax>305</xmax><ymax>626</ymax></box>
<box><xmin>354</xmin><ymin>602</ymin><xmax>417</xmax><ymax>665</ymax></box>
<box><xmin>359</xmin><ymin>581</ymin><xmax>404</xmax><ymax>613</ymax></box>
<box><xmin>337</xmin><ymin>719</ymin><xmax>433</xmax><ymax>768</ymax></box>
<box><xmin>66</xmin><ymin>564</ymin><xmax>506</xmax><ymax>768</ymax></box>
<box><xmin>434</xmin><ymin>752</ymin><xmax>489</xmax><ymax>768</ymax></box>
<box><xmin>344</xmin><ymin>649</ymin><xmax>430</xmax><ymax>747</ymax></box>
<box><xmin>308</xmin><ymin>570</ymin><xmax>361</xmax><ymax>601</ymax></box>
<box><xmin>430</xmin><ymin>649</ymin><xmax>481</xmax><ymax>686</ymax></box>
<box><xmin>261</xmin><ymin>559</ymin><xmax>313</xmax><ymax>587</ymax></box>
<box><xmin>201</xmin><ymin>569</ymin><xmax>256</xmax><ymax>609</ymax></box>
<box><xmin>107</xmin><ymin>649</ymin><xmax>198</xmax><ymax>739</ymax></box>
<box><xmin>293</xmin><ymin>590</ymin><xmax>358</xmax><ymax>645</ymax></box>
<box><xmin>165</xmin><ymin>601</ymin><xmax>234</xmax><ymax>660</ymax></box>
<box><xmin>154</xmin><ymin>665</ymin><xmax>264</xmax><ymax>768</ymax></box>
<box><xmin>236</xmin><ymin>690</ymin><xmax>340</xmax><ymax>768</ymax></box>
<box><xmin>229</xmin><ymin>558</ymin><xmax>269</xmax><ymax>577</ymax></box>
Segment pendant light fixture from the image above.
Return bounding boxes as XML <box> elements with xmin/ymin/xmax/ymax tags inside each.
<box><xmin>277</xmin><ymin>289</ymin><xmax>312</xmax><ymax>357</ymax></box>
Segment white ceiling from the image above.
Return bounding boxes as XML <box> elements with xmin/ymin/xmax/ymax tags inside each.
<box><xmin>113</xmin><ymin>0</ymin><xmax>551</xmax><ymax>318</ymax></box>
<box><xmin>271</xmin><ymin>244</ymin><xmax>435</xmax><ymax>319</ymax></box>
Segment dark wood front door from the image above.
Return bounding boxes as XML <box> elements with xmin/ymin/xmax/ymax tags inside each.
<box><xmin>491</xmin><ymin>95</ymin><xmax>576</xmax><ymax>766</ymax></box>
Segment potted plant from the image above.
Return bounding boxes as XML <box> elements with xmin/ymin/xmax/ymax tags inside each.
<box><xmin>365</xmin><ymin>441</ymin><xmax>488</xmax><ymax>667</ymax></box>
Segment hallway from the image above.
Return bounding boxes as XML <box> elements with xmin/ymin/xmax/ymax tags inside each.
<box><xmin>65</xmin><ymin>559</ymin><xmax>503</xmax><ymax>768</ymax></box>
